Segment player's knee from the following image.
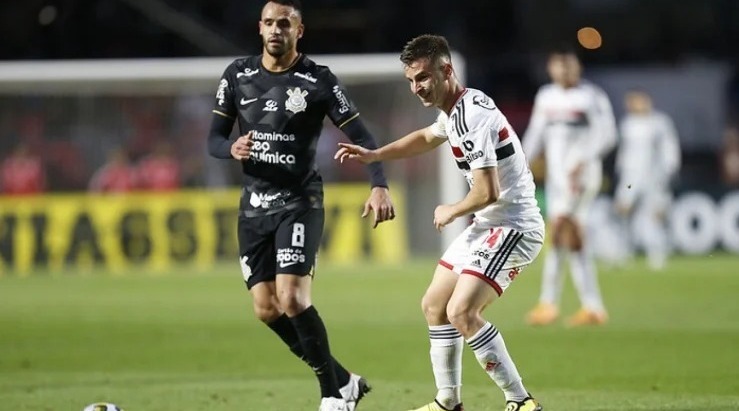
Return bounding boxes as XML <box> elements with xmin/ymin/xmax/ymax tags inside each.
<box><xmin>446</xmin><ymin>301</ymin><xmax>475</xmax><ymax>335</ymax></box>
<box><xmin>277</xmin><ymin>290</ymin><xmax>310</xmax><ymax>317</ymax></box>
<box><xmin>421</xmin><ymin>293</ymin><xmax>448</xmax><ymax>323</ymax></box>
<box><xmin>253</xmin><ymin>303</ymin><xmax>281</xmax><ymax>323</ymax></box>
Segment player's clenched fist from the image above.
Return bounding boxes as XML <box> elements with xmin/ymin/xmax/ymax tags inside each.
<box><xmin>231</xmin><ymin>131</ymin><xmax>254</xmax><ymax>160</ymax></box>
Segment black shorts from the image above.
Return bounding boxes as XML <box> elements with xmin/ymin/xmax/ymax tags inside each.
<box><xmin>237</xmin><ymin>207</ymin><xmax>324</xmax><ymax>289</ymax></box>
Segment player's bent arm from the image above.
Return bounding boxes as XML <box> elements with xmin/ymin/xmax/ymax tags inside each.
<box><xmin>521</xmin><ymin>100</ymin><xmax>546</xmax><ymax>163</ymax></box>
<box><xmin>586</xmin><ymin>89</ymin><xmax>618</xmax><ymax>162</ymax></box>
<box><xmin>375</xmin><ymin>126</ymin><xmax>446</xmax><ymax>161</ymax></box>
<box><xmin>208</xmin><ymin>112</ymin><xmax>236</xmax><ymax>159</ymax></box>
<box><xmin>448</xmin><ymin>167</ymin><xmax>500</xmax><ymax>217</ymax></box>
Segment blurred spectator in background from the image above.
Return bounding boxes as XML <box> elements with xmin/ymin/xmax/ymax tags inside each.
<box><xmin>88</xmin><ymin>148</ymin><xmax>138</xmax><ymax>193</ymax></box>
<box><xmin>136</xmin><ymin>141</ymin><xmax>181</xmax><ymax>191</ymax></box>
<box><xmin>522</xmin><ymin>47</ymin><xmax>616</xmax><ymax>327</ymax></box>
<box><xmin>614</xmin><ymin>90</ymin><xmax>680</xmax><ymax>271</ymax></box>
<box><xmin>0</xmin><ymin>142</ymin><xmax>46</xmax><ymax>195</ymax></box>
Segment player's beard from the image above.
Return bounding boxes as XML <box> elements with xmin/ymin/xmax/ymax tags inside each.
<box><xmin>264</xmin><ymin>38</ymin><xmax>290</xmax><ymax>58</ymax></box>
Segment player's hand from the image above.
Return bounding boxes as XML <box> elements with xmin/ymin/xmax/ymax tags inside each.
<box><xmin>363</xmin><ymin>186</ymin><xmax>395</xmax><ymax>228</ymax></box>
<box><xmin>231</xmin><ymin>131</ymin><xmax>254</xmax><ymax>161</ymax></box>
<box><xmin>334</xmin><ymin>143</ymin><xmax>379</xmax><ymax>164</ymax></box>
<box><xmin>433</xmin><ymin>204</ymin><xmax>457</xmax><ymax>231</ymax></box>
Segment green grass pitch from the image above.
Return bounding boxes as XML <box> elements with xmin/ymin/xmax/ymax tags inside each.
<box><xmin>1</xmin><ymin>255</ymin><xmax>738</xmax><ymax>410</ymax></box>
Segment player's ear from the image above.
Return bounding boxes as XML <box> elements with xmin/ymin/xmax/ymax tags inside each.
<box><xmin>443</xmin><ymin>63</ymin><xmax>453</xmax><ymax>80</ymax></box>
<box><xmin>297</xmin><ymin>23</ymin><xmax>304</xmax><ymax>39</ymax></box>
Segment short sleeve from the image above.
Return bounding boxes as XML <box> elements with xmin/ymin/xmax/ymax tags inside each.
<box><xmin>212</xmin><ymin>62</ymin><xmax>238</xmax><ymax>119</ymax></box>
<box><xmin>429</xmin><ymin>112</ymin><xmax>448</xmax><ymax>139</ymax></box>
<box><xmin>324</xmin><ymin>70</ymin><xmax>360</xmax><ymax>128</ymax></box>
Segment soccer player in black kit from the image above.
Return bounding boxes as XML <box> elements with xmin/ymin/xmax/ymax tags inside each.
<box><xmin>207</xmin><ymin>1</ymin><xmax>394</xmax><ymax>411</ymax></box>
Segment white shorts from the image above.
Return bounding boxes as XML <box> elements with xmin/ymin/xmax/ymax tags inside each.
<box><xmin>546</xmin><ymin>181</ymin><xmax>599</xmax><ymax>223</ymax></box>
<box><xmin>439</xmin><ymin>222</ymin><xmax>545</xmax><ymax>296</ymax></box>
<box><xmin>547</xmin><ymin>164</ymin><xmax>602</xmax><ymax>223</ymax></box>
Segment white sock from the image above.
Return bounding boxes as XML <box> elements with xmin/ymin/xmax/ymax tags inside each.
<box><xmin>429</xmin><ymin>324</ymin><xmax>463</xmax><ymax>409</ymax></box>
<box><xmin>466</xmin><ymin>322</ymin><xmax>528</xmax><ymax>402</ymax></box>
<box><xmin>539</xmin><ymin>248</ymin><xmax>565</xmax><ymax>305</ymax></box>
<box><xmin>570</xmin><ymin>249</ymin><xmax>605</xmax><ymax>312</ymax></box>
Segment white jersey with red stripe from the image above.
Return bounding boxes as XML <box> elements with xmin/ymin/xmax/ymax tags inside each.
<box><xmin>429</xmin><ymin>88</ymin><xmax>544</xmax><ymax>232</ymax></box>
<box><xmin>522</xmin><ymin>81</ymin><xmax>617</xmax><ymax>199</ymax></box>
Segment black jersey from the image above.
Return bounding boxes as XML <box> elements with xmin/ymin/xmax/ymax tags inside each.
<box><xmin>212</xmin><ymin>54</ymin><xmax>360</xmax><ymax>216</ymax></box>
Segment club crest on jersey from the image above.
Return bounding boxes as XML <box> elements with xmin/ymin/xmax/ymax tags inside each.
<box><xmin>472</xmin><ymin>94</ymin><xmax>496</xmax><ymax>110</ymax></box>
<box><xmin>285</xmin><ymin>87</ymin><xmax>308</xmax><ymax>113</ymax></box>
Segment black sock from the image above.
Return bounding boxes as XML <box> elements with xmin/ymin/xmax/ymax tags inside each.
<box><xmin>289</xmin><ymin>306</ymin><xmax>341</xmax><ymax>398</ymax></box>
<box><xmin>267</xmin><ymin>314</ymin><xmax>352</xmax><ymax>387</ymax></box>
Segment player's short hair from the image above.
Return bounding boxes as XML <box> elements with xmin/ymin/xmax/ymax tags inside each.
<box><xmin>265</xmin><ymin>0</ymin><xmax>302</xmax><ymax>16</ymax></box>
<box><xmin>400</xmin><ymin>34</ymin><xmax>452</xmax><ymax>67</ymax></box>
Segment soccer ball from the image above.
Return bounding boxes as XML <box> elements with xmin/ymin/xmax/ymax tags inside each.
<box><xmin>82</xmin><ymin>403</ymin><xmax>123</xmax><ymax>411</ymax></box>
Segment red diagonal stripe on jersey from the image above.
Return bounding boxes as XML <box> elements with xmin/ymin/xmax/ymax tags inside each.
<box><xmin>498</xmin><ymin>127</ymin><xmax>510</xmax><ymax>141</ymax></box>
<box><xmin>450</xmin><ymin>145</ymin><xmax>464</xmax><ymax>158</ymax></box>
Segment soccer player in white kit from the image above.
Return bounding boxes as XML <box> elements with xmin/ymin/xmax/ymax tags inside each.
<box><xmin>614</xmin><ymin>90</ymin><xmax>680</xmax><ymax>270</ymax></box>
<box><xmin>335</xmin><ymin>35</ymin><xmax>545</xmax><ymax>411</ymax></box>
<box><xmin>522</xmin><ymin>48</ymin><xmax>616</xmax><ymax>327</ymax></box>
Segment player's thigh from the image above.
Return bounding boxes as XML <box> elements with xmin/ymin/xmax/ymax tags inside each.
<box><xmin>274</xmin><ymin>207</ymin><xmax>324</xmax><ymax>277</ymax></box>
<box><xmin>275</xmin><ymin>272</ymin><xmax>313</xmax><ymax>313</ymax></box>
<box><xmin>238</xmin><ymin>214</ymin><xmax>277</xmax><ymax>290</ymax></box>
<box><xmin>448</xmin><ymin>273</ymin><xmax>499</xmax><ymax>318</ymax></box>
<box><xmin>421</xmin><ymin>264</ymin><xmax>459</xmax><ymax>320</ymax></box>
<box><xmin>273</xmin><ymin>208</ymin><xmax>323</xmax><ymax>311</ymax></box>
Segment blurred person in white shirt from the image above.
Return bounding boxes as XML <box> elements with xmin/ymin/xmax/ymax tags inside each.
<box><xmin>614</xmin><ymin>90</ymin><xmax>680</xmax><ymax>271</ymax></box>
<box><xmin>522</xmin><ymin>47</ymin><xmax>616</xmax><ymax>327</ymax></box>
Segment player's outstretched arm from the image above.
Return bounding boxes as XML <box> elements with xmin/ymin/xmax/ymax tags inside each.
<box><xmin>335</xmin><ymin>126</ymin><xmax>444</xmax><ymax>164</ymax></box>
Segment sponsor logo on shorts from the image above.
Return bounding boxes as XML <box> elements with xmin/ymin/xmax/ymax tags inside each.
<box><xmin>473</xmin><ymin>248</ymin><xmax>493</xmax><ymax>259</ymax></box>
<box><xmin>277</xmin><ymin>248</ymin><xmax>306</xmax><ymax>269</ymax></box>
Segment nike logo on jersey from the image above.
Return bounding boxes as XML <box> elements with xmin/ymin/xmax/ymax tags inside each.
<box><xmin>240</xmin><ymin>98</ymin><xmax>258</xmax><ymax>106</ymax></box>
